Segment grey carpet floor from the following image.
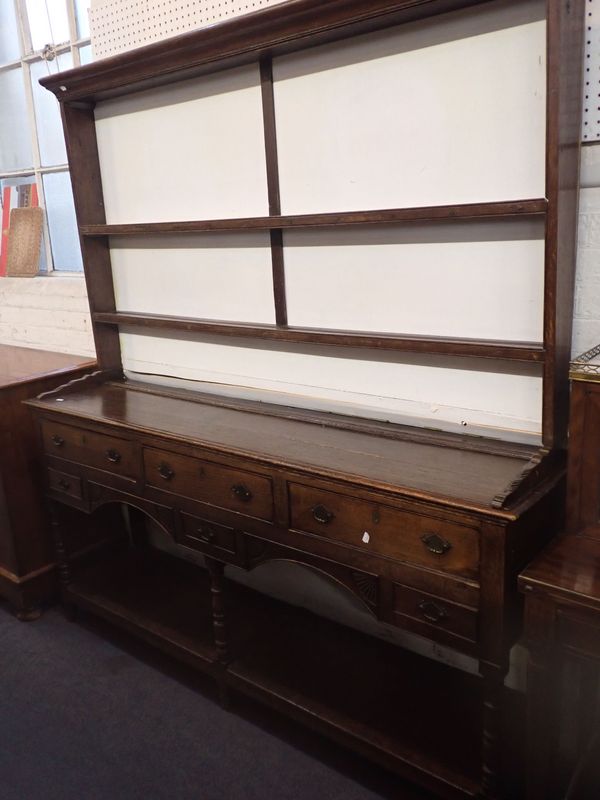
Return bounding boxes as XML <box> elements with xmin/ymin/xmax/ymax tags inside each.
<box><xmin>0</xmin><ymin>604</ymin><xmax>423</xmax><ymax>800</ymax></box>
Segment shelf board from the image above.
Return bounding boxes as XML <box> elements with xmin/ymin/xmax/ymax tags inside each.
<box><xmin>80</xmin><ymin>199</ymin><xmax>547</xmax><ymax>237</ymax></box>
<box><xmin>66</xmin><ymin>548</ymin><xmax>218</xmax><ymax>673</ymax></box>
<box><xmin>67</xmin><ymin>545</ymin><xmax>482</xmax><ymax>798</ymax></box>
<box><xmin>93</xmin><ymin>311</ymin><xmax>545</xmax><ymax>362</ymax></box>
<box><xmin>226</xmin><ymin>583</ymin><xmax>482</xmax><ymax>799</ymax></box>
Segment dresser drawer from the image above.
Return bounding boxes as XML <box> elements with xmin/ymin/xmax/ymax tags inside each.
<box><xmin>144</xmin><ymin>448</ymin><xmax>274</xmax><ymax>522</ymax></box>
<box><xmin>177</xmin><ymin>511</ymin><xmax>237</xmax><ymax>557</ymax></box>
<box><xmin>288</xmin><ymin>484</ymin><xmax>479</xmax><ymax>578</ymax></box>
<box><xmin>41</xmin><ymin>420</ymin><xmax>138</xmax><ymax>480</ymax></box>
<box><xmin>391</xmin><ymin>582</ymin><xmax>478</xmax><ymax>643</ymax></box>
<box><xmin>47</xmin><ymin>466</ymin><xmax>83</xmax><ymax>500</ymax></box>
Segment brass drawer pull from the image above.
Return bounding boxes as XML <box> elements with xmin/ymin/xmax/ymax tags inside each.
<box><xmin>421</xmin><ymin>533</ymin><xmax>452</xmax><ymax>556</ymax></box>
<box><xmin>231</xmin><ymin>483</ymin><xmax>252</xmax><ymax>502</ymax></box>
<box><xmin>196</xmin><ymin>525</ymin><xmax>216</xmax><ymax>544</ymax></box>
<box><xmin>105</xmin><ymin>448</ymin><xmax>121</xmax><ymax>464</ymax></box>
<box><xmin>312</xmin><ymin>504</ymin><xmax>335</xmax><ymax>525</ymax></box>
<box><xmin>51</xmin><ymin>434</ymin><xmax>65</xmax><ymax>447</ymax></box>
<box><xmin>157</xmin><ymin>462</ymin><xmax>175</xmax><ymax>481</ymax></box>
<box><xmin>418</xmin><ymin>600</ymin><xmax>448</xmax><ymax>624</ymax></box>
<box><xmin>57</xmin><ymin>478</ymin><xmax>71</xmax><ymax>492</ymax></box>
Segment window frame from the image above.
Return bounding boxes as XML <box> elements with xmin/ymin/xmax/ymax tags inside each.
<box><xmin>0</xmin><ymin>0</ymin><xmax>91</xmax><ymax>273</ymax></box>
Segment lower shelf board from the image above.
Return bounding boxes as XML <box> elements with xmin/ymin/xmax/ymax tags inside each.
<box><xmin>227</xmin><ymin>597</ymin><xmax>482</xmax><ymax>799</ymax></box>
<box><xmin>65</xmin><ymin>547</ymin><xmax>482</xmax><ymax>799</ymax></box>
<box><xmin>66</xmin><ymin>548</ymin><xmax>218</xmax><ymax>673</ymax></box>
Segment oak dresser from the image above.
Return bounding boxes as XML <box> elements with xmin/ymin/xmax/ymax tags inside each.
<box><xmin>25</xmin><ymin>0</ymin><xmax>585</xmax><ymax>797</ymax></box>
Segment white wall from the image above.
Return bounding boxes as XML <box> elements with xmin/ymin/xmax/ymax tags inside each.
<box><xmin>573</xmin><ymin>147</ymin><xmax>600</xmax><ymax>356</ymax></box>
<box><xmin>0</xmin><ymin>275</ymin><xmax>95</xmax><ymax>356</ymax></box>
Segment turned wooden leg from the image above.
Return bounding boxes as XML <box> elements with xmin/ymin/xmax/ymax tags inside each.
<box><xmin>480</xmin><ymin>663</ymin><xmax>507</xmax><ymax>800</ymax></box>
<box><xmin>205</xmin><ymin>557</ymin><xmax>230</xmax><ymax>707</ymax></box>
<box><xmin>206</xmin><ymin>558</ymin><xmax>228</xmax><ymax>664</ymax></box>
<box><xmin>48</xmin><ymin>501</ymin><xmax>76</xmax><ymax>620</ymax></box>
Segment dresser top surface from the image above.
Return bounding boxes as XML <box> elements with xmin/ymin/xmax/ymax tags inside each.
<box><xmin>28</xmin><ymin>377</ymin><xmax>547</xmax><ymax>515</ymax></box>
<box><xmin>519</xmin><ymin>534</ymin><xmax>600</xmax><ymax>609</ymax></box>
<box><xmin>0</xmin><ymin>345</ymin><xmax>94</xmax><ymax>390</ymax></box>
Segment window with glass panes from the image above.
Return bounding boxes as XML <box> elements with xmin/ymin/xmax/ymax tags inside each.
<box><xmin>0</xmin><ymin>0</ymin><xmax>93</xmax><ymax>274</ymax></box>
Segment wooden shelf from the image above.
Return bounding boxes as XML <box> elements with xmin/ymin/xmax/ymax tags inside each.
<box><xmin>66</xmin><ymin>545</ymin><xmax>482</xmax><ymax>799</ymax></box>
<box><xmin>80</xmin><ymin>200</ymin><xmax>547</xmax><ymax>237</ymax></box>
<box><xmin>66</xmin><ymin>548</ymin><xmax>218</xmax><ymax>673</ymax></box>
<box><xmin>228</xmin><ymin>593</ymin><xmax>483</xmax><ymax>799</ymax></box>
<box><xmin>93</xmin><ymin>312</ymin><xmax>545</xmax><ymax>362</ymax></box>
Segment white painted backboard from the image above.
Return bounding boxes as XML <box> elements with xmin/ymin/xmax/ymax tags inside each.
<box><xmin>94</xmin><ymin>0</ymin><xmax>547</xmax><ymax>440</ymax></box>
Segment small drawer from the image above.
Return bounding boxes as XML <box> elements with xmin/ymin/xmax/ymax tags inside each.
<box><xmin>47</xmin><ymin>467</ymin><xmax>82</xmax><ymax>500</ymax></box>
<box><xmin>178</xmin><ymin>512</ymin><xmax>237</xmax><ymax>556</ymax></box>
<box><xmin>144</xmin><ymin>447</ymin><xmax>274</xmax><ymax>522</ymax></box>
<box><xmin>288</xmin><ymin>484</ymin><xmax>479</xmax><ymax>579</ymax></box>
<box><xmin>391</xmin><ymin>582</ymin><xmax>478</xmax><ymax>643</ymax></box>
<box><xmin>41</xmin><ymin>420</ymin><xmax>137</xmax><ymax>480</ymax></box>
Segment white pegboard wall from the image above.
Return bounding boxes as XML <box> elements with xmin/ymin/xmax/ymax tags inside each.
<box><xmin>89</xmin><ymin>0</ymin><xmax>290</xmax><ymax>59</ymax></box>
<box><xmin>583</xmin><ymin>0</ymin><xmax>600</xmax><ymax>141</ymax></box>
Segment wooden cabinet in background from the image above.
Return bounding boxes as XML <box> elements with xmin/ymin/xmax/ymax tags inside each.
<box><xmin>0</xmin><ymin>344</ymin><xmax>94</xmax><ymax>619</ymax></box>
<box><xmin>567</xmin><ymin>347</ymin><xmax>600</xmax><ymax>538</ymax></box>
<box><xmin>520</xmin><ymin>354</ymin><xmax>600</xmax><ymax>799</ymax></box>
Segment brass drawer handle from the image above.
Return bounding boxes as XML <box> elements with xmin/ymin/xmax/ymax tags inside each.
<box><xmin>312</xmin><ymin>504</ymin><xmax>335</xmax><ymax>525</ymax></box>
<box><xmin>196</xmin><ymin>525</ymin><xmax>216</xmax><ymax>544</ymax></box>
<box><xmin>417</xmin><ymin>600</ymin><xmax>448</xmax><ymax>624</ymax></box>
<box><xmin>421</xmin><ymin>533</ymin><xmax>452</xmax><ymax>556</ymax></box>
<box><xmin>231</xmin><ymin>483</ymin><xmax>252</xmax><ymax>502</ymax></box>
<box><xmin>57</xmin><ymin>478</ymin><xmax>71</xmax><ymax>492</ymax></box>
<box><xmin>105</xmin><ymin>448</ymin><xmax>121</xmax><ymax>464</ymax></box>
<box><xmin>157</xmin><ymin>462</ymin><xmax>175</xmax><ymax>481</ymax></box>
<box><xmin>51</xmin><ymin>435</ymin><xmax>65</xmax><ymax>447</ymax></box>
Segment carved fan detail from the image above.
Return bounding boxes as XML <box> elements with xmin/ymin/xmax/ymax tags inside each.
<box><xmin>351</xmin><ymin>571</ymin><xmax>378</xmax><ymax>607</ymax></box>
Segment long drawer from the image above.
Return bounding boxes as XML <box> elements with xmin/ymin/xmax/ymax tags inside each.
<box><xmin>41</xmin><ymin>420</ymin><xmax>138</xmax><ymax>480</ymax></box>
<box><xmin>143</xmin><ymin>447</ymin><xmax>274</xmax><ymax>522</ymax></box>
<box><xmin>288</xmin><ymin>483</ymin><xmax>479</xmax><ymax>579</ymax></box>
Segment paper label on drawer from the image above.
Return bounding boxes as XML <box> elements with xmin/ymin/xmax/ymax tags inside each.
<box><xmin>362</xmin><ymin>531</ymin><xmax>370</xmax><ymax>544</ymax></box>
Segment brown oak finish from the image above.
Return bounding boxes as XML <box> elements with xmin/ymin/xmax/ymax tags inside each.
<box><xmin>566</xmin><ymin>380</ymin><xmax>600</xmax><ymax>536</ymax></box>
<box><xmin>520</xmin><ymin>534</ymin><xmax>600</xmax><ymax>800</ymax></box>
<box><xmin>28</xmin><ymin>380</ymin><xmax>539</xmax><ymax>513</ymax></box>
<box><xmin>93</xmin><ymin>312</ymin><xmax>545</xmax><ymax>361</ymax></box>
<box><xmin>520</xmin><ymin>377</ymin><xmax>600</xmax><ymax>799</ymax></box>
<box><xmin>30</xmin><ymin>0</ymin><xmax>585</xmax><ymax>796</ymax></box>
<box><xmin>0</xmin><ymin>345</ymin><xmax>94</xmax><ymax>618</ymax></box>
<box><xmin>60</xmin><ymin>104</ymin><xmax>121</xmax><ymax>373</ymax></box>
<box><xmin>27</xmin><ymin>374</ymin><xmax>564</xmax><ymax>799</ymax></box>
<box><xmin>542</xmin><ymin>0</ymin><xmax>585</xmax><ymax>448</ymax></box>
<box><xmin>80</xmin><ymin>199</ymin><xmax>548</xmax><ymax>236</ymax></box>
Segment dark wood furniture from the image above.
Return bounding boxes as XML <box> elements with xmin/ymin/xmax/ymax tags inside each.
<box><xmin>26</xmin><ymin>375</ymin><xmax>563</xmax><ymax>799</ymax></box>
<box><xmin>566</xmin><ymin>345</ymin><xmax>600</xmax><ymax>540</ymax></box>
<box><xmin>520</xmin><ymin>355</ymin><xmax>600</xmax><ymax>799</ymax></box>
<box><xmin>520</xmin><ymin>534</ymin><xmax>600</xmax><ymax>800</ymax></box>
<box><xmin>0</xmin><ymin>344</ymin><xmax>94</xmax><ymax>618</ymax></box>
<box><xmin>26</xmin><ymin>1</ymin><xmax>585</xmax><ymax>798</ymax></box>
